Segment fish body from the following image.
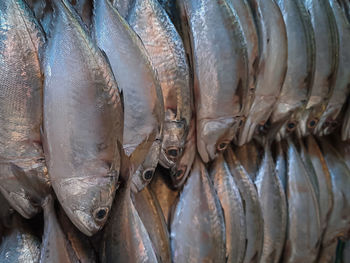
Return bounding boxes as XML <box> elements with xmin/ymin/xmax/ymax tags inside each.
<box><xmin>298</xmin><ymin>0</ymin><xmax>339</xmax><ymax>136</ymax></box>
<box><xmin>225</xmin><ymin>146</ymin><xmax>263</xmax><ymax>263</ymax></box>
<box><xmin>127</xmin><ymin>0</ymin><xmax>191</xmax><ymax>169</ymax></box>
<box><xmin>235</xmin><ymin>140</ymin><xmax>261</xmax><ymax>181</ymax></box>
<box><xmin>0</xmin><ymin>0</ymin><xmax>50</xmax><ymax>218</ymax></box>
<box><xmin>0</xmin><ymin>214</ymin><xmax>41</xmax><ymax>263</ymax></box>
<box><xmin>170</xmin><ymin>156</ymin><xmax>226</xmax><ymax>262</ymax></box>
<box><xmin>133</xmin><ymin>186</ymin><xmax>171</xmax><ymax>263</ymax></box>
<box><xmin>239</xmin><ymin>0</ymin><xmax>287</xmax><ymax>145</ymax></box>
<box><xmin>93</xmin><ymin>0</ymin><xmax>164</xmax><ymax>192</ymax></box>
<box><xmin>181</xmin><ymin>0</ymin><xmax>248</xmax><ymax>162</ymax></box>
<box><xmin>112</xmin><ymin>0</ymin><xmax>134</xmax><ymax>18</ymax></box>
<box><xmin>43</xmin><ymin>0</ymin><xmax>123</xmax><ymax>236</ymax></box>
<box><xmin>255</xmin><ymin>144</ymin><xmax>287</xmax><ymax>263</ymax></box>
<box><xmin>283</xmin><ymin>139</ymin><xmax>321</xmax><ymax>263</ymax></box>
<box><xmin>275</xmin><ymin>140</ymin><xmax>287</xmax><ymax>189</ymax></box>
<box><xmin>210</xmin><ymin>154</ymin><xmax>246</xmax><ymax>263</ymax></box>
<box><xmin>316</xmin><ymin>0</ymin><xmax>350</xmax><ymax>136</ymax></box>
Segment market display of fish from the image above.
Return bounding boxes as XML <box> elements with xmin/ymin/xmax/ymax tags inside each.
<box><xmin>1</xmin><ymin>0</ymin><xmax>350</xmax><ymax>261</ymax></box>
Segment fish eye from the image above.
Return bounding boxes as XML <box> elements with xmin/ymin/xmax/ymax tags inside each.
<box><xmin>142</xmin><ymin>169</ymin><xmax>154</xmax><ymax>181</ymax></box>
<box><xmin>217</xmin><ymin>141</ymin><xmax>229</xmax><ymax>152</ymax></box>
<box><xmin>166</xmin><ymin>147</ymin><xmax>179</xmax><ymax>159</ymax></box>
<box><xmin>93</xmin><ymin>207</ymin><xmax>108</xmax><ymax>222</ymax></box>
<box><xmin>308</xmin><ymin>119</ymin><xmax>318</xmax><ymax>129</ymax></box>
<box><xmin>287</xmin><ymin>121</ymin><xmax>296</xmax><ymax>132</ymax></box>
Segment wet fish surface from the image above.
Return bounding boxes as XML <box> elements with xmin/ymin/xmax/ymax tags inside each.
<box><xmin>170</xmin><ymin>156</ymin><xmax>226</xmax><ymax>263</ymax></box>
<box><xmin>93</xmin><ymin>0</ymin><xmax>164</xmax><ymax>192</ymax></box>
<box><xmin>235</xmin><ymin>140</ymin><xmax>261</xmax><ymax>181</ymax></box>
<box><xmin>42</xmin><ymin>0</ymin><xmax>123</xmax><ymax>236</ymax></box>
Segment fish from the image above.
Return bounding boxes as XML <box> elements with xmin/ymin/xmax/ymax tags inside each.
<box><xmin>149</xmin><ymin>168</ymin><xmax>179</xmax><ymax>225</ymax></box>
<box><xmin>316</xmin><ymin>0</ymin><xmax>350</xmax><ymax>136</ymax></box>
<box><xmin>234</xmin><ymin>140</ymin><xmax>261</xmax><ymax>181</ymax></box>
<box><xmin>170</xmin><ymin>156</ymin><xmax>226</xmax><ymax>262</ymax></box>
<box><xmin>100</xmin><ymin>180</ymin><xmax>158</xmax><ymax>263</ymax></box>
<box><xmin>210</xmin><ymin>154</ymin><xmax>246</xmax><ymax>263</ymax></box>
<box><xmin>226</xmin><ymin>0</ymin><xmax>259</xmax><ymax>119</ymax></box>
<box><xmin>318</xmin><ymin>138</ymin><xmax>350</xmax><ymax>261</ymax></box>
<box><xmin>255</xmin><ymin>143</ymin><xmax>287</xmax><ymax>263</ymax></box>
<box><xmin>297</xmin><ymin>0</ymin><xmax>339</xmax><ymax>136</ymax></box>
<box><xmin>127</xmin><ymin>0</ymin><xmax>191</xmax><ymax>169</ymax></box>
<box><xmin>42</xmin><ymin>0</ymin><xmax>123</xmax><ymax>236</ymax></box>
<box><xmin>133</xmin><ymin>185</ymin><xmax>171</xmax><ymax>263</ymax></box>
<box><xmin>40</xmin><ymin>195</ymin><xmax>95</xmax><ymax>263</ymax></box>
<box><xmin>306</xmin><ymin>136</ymin><xmax>333</xmax><ymax>238</ymax></box>
<box><xmin>180</xmin><ymin>0</ymin><xmax>248</xmax><ymax>162</ymax></box>
<box><xmin>0</xmin><ymin>214</ymin><xmax>41</xmax><ymax>263</ymax></box>
<box><xmin>72</xmin><ymin>0</ymin><xmax>93</xmax><ymax>27</ymax></box>
<box><xmin>112</xmin><ymin>0</ymin><xmax>134</xmax><ymax>18</ymax></box>
<box><xmin>169</xmin><ymin>117</ymin><xmax>196</xmax><ymax>189</ymax></box>
<box><xmin>0</xmin><ymin>0</ymin><xmax>50</xmax><ymax>219</ymax></box>
<box><xmin>275</xmin><ymin>140</ymin><xmax>287</xmax><ymax>189</ymax></box>
<box><xmin>283</xmin><ymin>139</ymin><xmax>321</xmax><ymax>263</ymax></box>
<box><xmin>225</xmin><ymin>146</ymin><xmax>263</xmax><ymax>263</ymax></box>
<box><xmin>238</xmin><ymin>0</ymin><xmax>287</xmax><ymax>145</ymax></box>
<box><xmin>343</xmin><ymin>240</ymin><xmax>350</xmax><ymax>263</ymax></box>
<box><xmin>272</xmin><ymin>0</ymin><xmax>315</xmax><ymax>137</ymax></box>
<box><xmin>93</xmin><ymin>0</ymin><xmax>164</xmax><ymax>192</ymax></box>
<box><xmin>342</xmin><ymin>102</ymin><xmax>350</xmax><ymax>141</ymax></box>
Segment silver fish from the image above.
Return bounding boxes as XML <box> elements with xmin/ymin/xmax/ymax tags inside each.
<box><xmin>275</xmin><ymin>140</ymin><xmax>287</xmax><ymax>190</ymax></box>
<box><xmin>272</xmin><ymin>0</ymin><xmax>315</xmax><ymax>137</ymax></box>
<box><xmin>133</xmin><ymin>185</ymin><xmax>171</xmax><ymax>263</ymax></box>
<box><xmin>225</xmin><ymin>146</ymin><xmax>263</xmax><ymax>263</ymax></box>
<box><xmin>316</xmin><ymin>0</ymin><xmax>350</xmax><ymax>136</ymax></box>
<box><xmin>255</xmin><ymin>143</ymin><xmax>287</xmax><ymax>263</ymax></box>
<box><xmin>93</xmin><ymin>0</ymin><xmax>164</xmax><ymax>192</ymax></box>
<box><xmin>100</xmin><ymin>181</ymin><xmax>158</xmax><ymax>263</ymax></box>
<box><xmin>238</xmin><ymin>0</ymin><xmax>287</xmax><ymax>145</ymax></box>
<box><xmin>210</xmin><ymin>154</ymin><xmax>246</xmax><ymax>263</ymax></box>
<box><xmin>342</xmin><ymin>102</ymin><xmax>350</xmax><ymax>141</ymax></box>
<box><xmin>169</xmin><ymin>117</ymin><xmax>196</xmax><ymax>189</ymax></box>
<box><xmin>150</xmin><ymin>169</ymin><xmax>179</xmax><ymax>225</ymax></box>
<box><xmin>112</xmin><ymin>0</ymin><xmax>134</xmax><ymax>18</ymax></box>
<box><xmin>283</xmin><ymin>139</ymin><xmax>321</xmax><ymax>263</ymax></box>
<box><xmin>43</xmin><ymin>0</ymin><xmax>123</xmax><ymax>236</ymax></box>
<box><xmin>180</xmin><ymin>0</ymin><xmax>248</xmax><ymax>162</ymax></box>
<box><xmin>0</xmin><ymin>214</ymin><xmax>41</xmax><ymax>263</ymax></box>
<box><xmin>127</xmin><ymin>0</ymin><xmax>191</xmax><ymax>169</ymax></box>
<box><xmin>0</xmin><ymin>0</ymin><xmax>50</xmax><ymax>218</ymax></box>
<box><xmin>170</xmin><ymin>156</ymin><xmax>226</xmax><ymax>262</ymax></box>
<box><xmin>318</xmin><ymin>139</ymin><xmax>350</xmax><ymax>261</ymax></box>
<box><xmin>298</xmin><ymin>0</ymin><xmax>339</xmax><ymax>136</ymax></box>
<box><xmin>235</xmin><ymin>140</ymin><xmax>261</xmax><ymax>181</ymax></box>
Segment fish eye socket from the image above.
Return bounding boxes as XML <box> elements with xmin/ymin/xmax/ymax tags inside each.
<box><xmin>287</xmin><ymin>121</ymin><xmax>296</xmax><ymax>132</ymax></box>
<box><xmin>166</xmin><ymin>147</ymin><xmax>179</xmax><ymax>158</ymax></box>
<box><xmin>93</xmin><ymin>207</ymin><xmax>108</xmax><ymax>222</ymax></box>
<box><xmin>308</xmin><ymin>119</ymin><xmax>317</xmax><ymax>129</ymax></box>
<box><xmin>217</xmin><ymin>141</ymin><xmax>229</xmax><ymax>151</ymax></box>
<box><xmin>142</xmin><ymin>169</ymin><xmax>154</xmax><ymax>181</ymax></box>
<box><xmin>175</xmin><ymin>169</ymin><xmax>184</xmax><ymax>180</ymax></box>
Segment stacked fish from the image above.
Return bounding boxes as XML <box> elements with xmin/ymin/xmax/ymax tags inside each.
<box><xmin>0</xmin><ymin>0</ymin><xmax>350</xmax><ymax>262</ymax></box>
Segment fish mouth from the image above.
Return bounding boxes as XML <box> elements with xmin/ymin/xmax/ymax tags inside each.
<box><xmin>170</xmin><ymin>164</ymin><xmax>191</xmax><ymax>189</ymax></box>
<box><xmin>158</xmin><ymin>150</ymin><xmax>176</xmax><ymax>169</ymax></box>
<box><xmin>72</xmin><ymin>209</ymin><xmax>102</xmax><ymax>236</ymax></box>
<box><xmin>238</xmin><ymin>116</ymin><xmax>258</xmax><ymax>146</ymax></box>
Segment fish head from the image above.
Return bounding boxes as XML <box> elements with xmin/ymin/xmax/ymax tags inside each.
<box><xmin>297</xmin><ymin>110</ymin><xmax>318</xmax><ymax>137</ymax></box>
<box><xmin>315</xmin><ymin>107</ymin><xmax>341</xmax><ymax>136</ymax></box>
<box><xmin>131</xmin><ymin>140</ymin><xmax>161</xmax><ymax>193</ymax></box>
<box><xmin>54</xmin><ymin>164</ymin><xmax>118</xmax><ymax>236</ymax></box>
<box><xmin>197</xmin><ymin>117</ymin><xmax>237</xmax><ymax>163</ymax></box>
<box><xmin>159</xmin><ymin>120</ymin><xmax>187</xmax><ymax>168</ymax></box>
<box><xmin>278</xmin><ymin>119</ymin><xmax>299</xmax><ymax>139</ymax></box>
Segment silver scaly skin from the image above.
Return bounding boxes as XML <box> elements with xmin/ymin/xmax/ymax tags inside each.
<box><xmin>93</xmin><ymin>0</ymin><xmax>164</xmax><ymax>193</ymax></box>
<box><xmin>255</xmin><ymin>143</ymin><xmax>287</xmax><ymax>263</ymax></box>
<box><xmin>225</xmin><ymin>146</ymin><xmax>263</xmax><ymax>263</ymax></box>
<box><xmin>283</xmin><ymin>139</ymin><xmax>321</xmax><ymax>263</ymax></box>
<box><xmin>112</xmin><ymin>0</ymin><xmax>133</xmax><ymax>18</ymax></box>
<box><xmin>170</xmin><ymin>156</ymin><xmax>226</xmax><ymax>262</ymax></box>
<box><xmin>127</xmin><ymin>0</ymin><xmax>191</xmax><ymax>169</ymax></box>
<box><xmin>180</xmin><ymin>0</ymin><xmax>248</xmax><ymax>162</ymax></box>
<box><xmin>317</xmin><ymin>0</ymin><xmax>350</xmax><ymax>136</ymax></box>
<box><xmin>210</xmin><ymin>154</ymin><xmax>246</xmax><ymax>263</ymax></box>
<box><xmin>234</xmin><ymin>140</ymin><xmax>261</xmax><ymax>181</ymax></box>
<box><xmin>275</xmin><ymin>140</ymin><xmax>287</xmax><ymax>190</ymax></box>
<box><xmin>0</xmin><ymin>0</ymin><xmax>50</xmax><ymax>219</ymax></box>
<box><xmin>238</xmin><ymin>0</ymin><xmax>287</xmax><ymax>145</ymax></box>
<box><xmin>133</xmin><ymin>185</ymin><xmax>171</xmax><ymax>263</ymax></box>
<box><xmin>42</xmin><ymin>0</ymin><xmax>123</xmax><ymax>236</ymax></box>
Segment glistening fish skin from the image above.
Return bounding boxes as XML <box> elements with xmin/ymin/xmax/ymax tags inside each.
<box><xmin>225</xmin><ymin>146</ymin><xmax>263</xmax><ymax>263</ymax></box>
<box><xmin>133</xmin><ymin>186</ymin><xmax>171</xmax><ymax>263</ymax></box>
<box><xmin>0</xmin><ymin>0</ymin><xmax>50</xmax><ymax>219</ymax></box>
<box><xmin>100</xmin><ymin>181</ymin><xmax>158</xmax><ymax>263</ymax></box>
<box><xmin>170</xmin><ymin>156</ymin><xmax>226</xmax><ymax>263</ymax></box>
<box><xmin>255</xmin><ymin>144</ymin><xmax>287</xmax><ymax>263</ymax></box>
<box><xmin>127</xmin><ymin>0</ymin><xmax>191</xmax><ymax>169</ymax></box>
<box><xmin>43</xmin><ymin>0</ymin><xmax>123</xmax><ymax>236</ymax></box>
<box><xmin>93</xmin><ymin>0</ymin><xmax>164</xmax><ymax>192</ymax></box>
<box><xmin>181</xmin><ymin>0</ymin><xmax>248</xmax><ymax>162</ymax></box>
<box><xmin>112</xmin><ymin>0</ymin><xmax>133</xmax><ymax>18</ymax></box>
<box><xmin>316</xmin><ymin>0</ymin><xmax>350</xmax><ymax>136</ymax></box>
<box><xmin>283</xmin><ymin>139</ymin><xmax>321</xmax><ymax>263</ymax></box>
<box><xmin>234</xmin><ymin>140</ymin><xmax>261</xmax><ymax>181</ymax></box>
<box><xmin>0</xmin><ymin>214</ymin><xmax>41</xmax><ymax>263</ymax></box>
<box><xmin>210</xmin><ymin>154</ymin><xmax>246</xmax><ymax>263</ymax></box>
<box><xmin>238</xmin><ymin>0</ymin><xmax>287</xmax><ymax>145</ymax></box>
